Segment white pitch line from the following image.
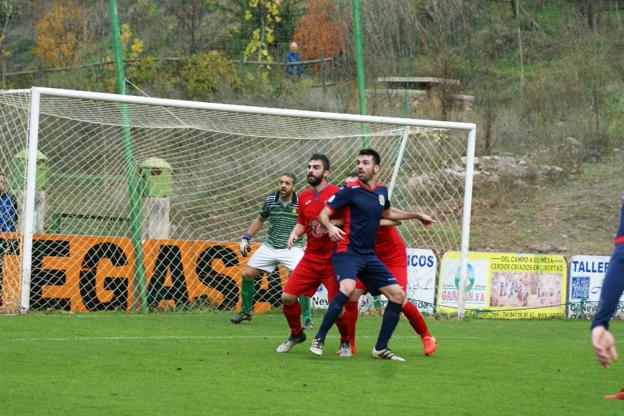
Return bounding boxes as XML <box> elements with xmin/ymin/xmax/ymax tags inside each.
<box><xmin>6</xmin><ymin>334</ymin><xmax>427</xmax><ymax>342</ymax></box>
<box><xmin>5</xmin><ymin>335</ymin><xmax>591</xmax><ymax>343</ymax></box>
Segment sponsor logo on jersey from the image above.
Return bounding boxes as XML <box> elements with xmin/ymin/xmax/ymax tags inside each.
<box><xmin>378</xmin><ymin>195</ymin><xmax>385</xmax><ymax>206</ymax></box>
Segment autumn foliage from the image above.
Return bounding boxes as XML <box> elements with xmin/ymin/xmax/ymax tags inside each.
<box><xmin>33</xmin><ymin>1</ymin><xmax>92</xmax><ymax>68</ymax></box>
<box><xmin>292</xmin><ymin>0</ymin><xmax>346</xmax><ymax>61</ymax></box>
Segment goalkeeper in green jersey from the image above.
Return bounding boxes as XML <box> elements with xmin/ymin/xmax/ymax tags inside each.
<box><xmin>231</xmin><ymin>172</ymin><xmax>313</xmax><ymax>326</ymax></box>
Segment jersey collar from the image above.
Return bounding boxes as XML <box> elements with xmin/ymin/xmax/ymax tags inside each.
<box><xmin>352</xmin><ymin>178</ymin><xmax>377</xmax><ymax>192</ymax></box>
<box><xmin>311</xmin><ymin>182</ymin><xmax>332</xmax><ymax>199</ymax></box>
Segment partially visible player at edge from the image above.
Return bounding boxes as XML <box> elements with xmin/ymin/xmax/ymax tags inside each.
<box><xmin>276</xmin><ymin>154</ymin><xmax>352</xmax><ymax>354</ymax></box>
<box><xmin>591</xmin><ymin>193</ymin><xmax>624</xmax><ymax>400</ymax></box>
<box><xmin>340</xmin><ymin>172</ymin><xmax>436</xmax><ymax>356</ymax></box>
<box><xmin>231</xmin><ymin>172</ymin><xmax>313</xmax><ymax>327</ymax></box>
<box><xmin>311</xmin><ymin>148</ymin><xmax>424</xmax><ymax>361</ymax></box>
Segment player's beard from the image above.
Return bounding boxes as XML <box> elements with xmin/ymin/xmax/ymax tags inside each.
<box><xmin>358</xmin><ymin>169</ymin><xmax>374</xmax><ymax>186</ymax></box>
<box><xmin>280</xmin><ymin>188</ymin><xmax>292</xmax><ymax>200</ymax></box>
<box><xmin>307</xmin><ymin>173</ymin><xmax>323</xmax><ymax>187</ymax></box>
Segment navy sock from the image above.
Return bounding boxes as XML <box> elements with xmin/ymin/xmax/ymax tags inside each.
<box><xmin>314</xmin><ymin>291</ymin><xmax>350</xmax><ymax>342</ymax></box>
<box><xmin>375</xmin><ymin>301</ymin><xmax>402</xmax><ymax>350</ymax></box>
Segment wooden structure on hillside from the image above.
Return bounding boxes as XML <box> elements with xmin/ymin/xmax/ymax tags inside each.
<box><xmin>367</xmin><ymin>76</ymin><xmax>474</xmax><ymax>116</ymax></box>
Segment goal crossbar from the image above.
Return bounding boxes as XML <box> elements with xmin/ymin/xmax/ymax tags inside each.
<box><xmin>32</xmin><ymin>87</ymin><xmax>477</xmax><ymax>131</ymax></box>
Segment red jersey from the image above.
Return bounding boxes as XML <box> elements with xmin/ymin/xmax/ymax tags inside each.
<box><xmin>375</xmin><ymin>225</ymin><xmax>407</xmax><ymax>267</ymax></box>
<box><xmin>297</xmin><ymin>183</ymin><xmax>340</xmax><ymax>262</ymax></box>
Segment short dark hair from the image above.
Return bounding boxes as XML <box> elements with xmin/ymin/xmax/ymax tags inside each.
<box><xmin>281</xmin><ymin>172</ymin><xmax>297</xmax><ymax>184</ymax></box>
<box><xmin>342</xmin><ymin>171</ymin><xmax>359</xmax><ymax>187</ymax></box>
<box><xmin>309</xmin><ymin>153</ymin><xmax>330</xmax><ymax>171</ymax></box>
<box><xmin>359</xmin><ymin>148</ymin><xmax>381</xmax><ymax>166</ymax></box>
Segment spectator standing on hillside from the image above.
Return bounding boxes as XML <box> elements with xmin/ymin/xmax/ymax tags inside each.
<box><xmin>0</xmin><ymin>174</ymin><xmax>17</xmax><ymax>232</ymax></box>
<box><xmin>286</xmin><ymin>42</ymin><xmax>303</xmax><ymax>76</ymax></box>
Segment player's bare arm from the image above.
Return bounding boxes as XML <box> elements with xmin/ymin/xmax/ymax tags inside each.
<box><xmin>318</xmin><ymin>206</ymin><xmax>345</xmax><ymax>241</ymax></box>
<box><xmin>288</xmin><ymin>223</ymin><xmax>305</xmax><ymax>249</ymax></box>
<box><xmin>382</xmin><ymin>207</ymin><xmax>434</xmax><ymax>228</ymax></box>
<box><xmin>380</xmin><ymin>218</ymin><xmax>401</xmax><ymax>226</ymax></box>
<box><xmin>246</xmin><ymin>215</ymin><xmax>267</xmax><ymax>235</ymax></box>
<box><xmin>334</xmin><ymin>217</ymin><xmax>399</xmax><ymax>227</ymax></box>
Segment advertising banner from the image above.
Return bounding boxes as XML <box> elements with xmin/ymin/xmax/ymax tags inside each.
<box><xmin>404</xmin><ymin>248</ymin><xmax>437</xmax><ymax>314</ymax></box>
<box><xmin>312</xmin><ymin>283</ymin><xmax>329</xmax><ymax>310</ymax></box>
<box><xmin>0</xmin><ymin>233</ymin><xmax>285</xmax><ymax>313</ymax></box>
<box><xmin>438</xmin><ymin>251</ymin><xmax>567</xmax><ymax>318</ymax></box>
<box><xmin>568</xmin><ymin>255</ymin><xmax>624</xmax><ymax>318</ymax></box>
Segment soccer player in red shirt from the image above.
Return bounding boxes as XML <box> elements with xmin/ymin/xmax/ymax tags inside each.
<box><xmin>339</xmin><ymin>172</ymin><xmax>436</xmax><ymax>356</ymax></box>
<box><xmin>276</xmin><ymin>154</ymin><xmax>351</xmax><ymax>354</ymax></box>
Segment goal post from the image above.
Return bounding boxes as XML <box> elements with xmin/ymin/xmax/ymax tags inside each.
<box><xmin>0</xmin><ymin>86</ymin><xmax>476</xmax><ymax>317</ymax></box>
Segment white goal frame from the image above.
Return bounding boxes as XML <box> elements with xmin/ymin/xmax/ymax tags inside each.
<box><xmin>21</xmin><ymin>86</ymin><xmax>477</xmax><ymax>318</ymax></box>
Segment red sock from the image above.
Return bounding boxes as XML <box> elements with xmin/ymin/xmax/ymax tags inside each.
<box><xmin>344</xmin><ymin>301</ymin><xmax>359</xmax><ymax>347</ymax></box>
<box><xmin>336</xmin><ymin>305</ymin><xmax>352</xmax><ymax>343</ymax></box>
<box><xmin>283</xmin><ymin>301</ymin><xmax>302</xmax><ymax>336</ymax></box>
<box><xmin>402</xmin><ymin>301</ymin><xmax>430</xmax><ymax>337</ymax></box>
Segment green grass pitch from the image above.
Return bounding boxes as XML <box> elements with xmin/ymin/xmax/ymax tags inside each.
<box><xmin>0</xmin><ymin>311</ymin><xmax>622</xmax><ymax>415</ymax></box>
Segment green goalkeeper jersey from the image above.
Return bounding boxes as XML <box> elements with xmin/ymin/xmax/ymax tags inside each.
<box><xmin>259</xmin><ymin>191</ymin><xmax>305</xmax><ymax>249</ymax></box>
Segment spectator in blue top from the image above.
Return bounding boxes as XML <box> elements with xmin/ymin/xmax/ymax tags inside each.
<box><xmin>0</xmin><ymin>174</ymin><xmax>17</xmax><ymax>232</ymax></box>
<box><xmin>286</xmin><ymin>42</ymin><xmax>303</xmax><ymax>76</ymax></box>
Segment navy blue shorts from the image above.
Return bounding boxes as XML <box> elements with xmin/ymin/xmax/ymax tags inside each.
<box><xmin>332</xmin><ymin>252</ymin><xmax>398</xmax><ymax>296</ymax></box>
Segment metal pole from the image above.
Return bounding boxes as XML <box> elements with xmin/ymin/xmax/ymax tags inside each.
<box><xmin>109</xmin><ymin>0</ymin><xmax>147</xmax><ymax>312</ymax></box>
<box><xmin>352</xmin><ymin>0</ymin><xmax>369</xmax><ymax>146</ymax></box>
<box><xmin>239</xmin><ymin>51</ymin><xmax>244</xmax><ymax>90</ymax></box>
<box><xmin>320</xmin><ymin>48</ymin><xmax>326</xmax><ymax>94</ymax></box>
<box><xmin>457</xmin><ymin>126</ymin><xmax>476</xmax><ymax>320</ymax></box>
<box><xmin>388</xmin><ymin>127</ymin><xmax>410</xmax><ymax>200</ymax></box>
<box><xmin>20</xmin><ymin>88</ymin><xmax>41</xmax><ymax>312</ymax></box>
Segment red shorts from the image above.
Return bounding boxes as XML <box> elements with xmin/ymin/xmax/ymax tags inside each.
<box><xmin>283</xmin><ymin>256</ymin><xmax>340</xmax><ymax>299</ymax></box>
<box><xmin>355</xmin><ymin>263</ymin><xmax>407</xmax><ymax>293</ymax></box>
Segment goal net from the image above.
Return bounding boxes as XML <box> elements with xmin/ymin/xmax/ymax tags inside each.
<box><xmin>0</xmin><ymin>87</ymin><xmax>476</xmax><ymax>315</ymax></box>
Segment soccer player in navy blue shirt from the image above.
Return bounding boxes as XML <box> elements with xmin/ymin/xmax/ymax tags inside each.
<box><xmin>310</xmin><ymin>148</ymin><xmax>433</xmax><ymax>361</ymax></box>
<box><xmin>591</xmin><ymin>195</ymin><xmax>624</xmax><ymax>380</ymax></box>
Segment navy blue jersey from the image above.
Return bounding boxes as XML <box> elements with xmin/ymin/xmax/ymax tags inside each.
<box><xmin>326</xmin><ymin>179</ymin><xmax>390</xmax><ymax>255</ymax></box>
<box><xmin>592</xmin><ymin>194</ymin><xmax>624</xmax><ymax>329</ymax></box>
<box><xmin>615</xmin><ymin>194</ymin><xmax>624</xmax><ymax>245</ymax></box>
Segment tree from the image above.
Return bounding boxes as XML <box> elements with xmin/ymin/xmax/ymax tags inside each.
<box><xmin>0</xmin><ymin>0</ymin><xmax>17</xmax><ymax>49</ymax></box>
<box><xmin>200</xmin><ymin>0</ymin><xmax>303</xmax><ymax>58</ymax></box>
<box><xmin>167</xmin><ymin>0</ymin><xmax>208</xmax><ymax>53</ymax></box>
<box><xmin>33</xmin><ymin>1</ymin><xmax>92</xmax><ymax>68</ymax></box>
<box><xmin>0</xmin><ymin>0</ymin><xmax>19</xmax><ymax>72</ymax></box>
<box><xmin>293</xmin><ymin>0</ymin><xmax>346</xmax><ymax>60</ymax></box>
<box><xmin>243</xmin><ymin>0</ymin><xmax>282</xmax><ymax>64</ymax></box>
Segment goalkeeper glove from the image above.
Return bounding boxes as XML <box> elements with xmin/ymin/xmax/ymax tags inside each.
<box><xmin>240</xmin><ymin>233</ymin><xmax>252</xmax><ymax>257</ymax></box>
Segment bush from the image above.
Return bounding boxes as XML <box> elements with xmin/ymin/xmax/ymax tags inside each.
<box><xmin>180</xmin><ymin>51</ymin><xmax>240</xmax><ymax>101</ymax></box>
